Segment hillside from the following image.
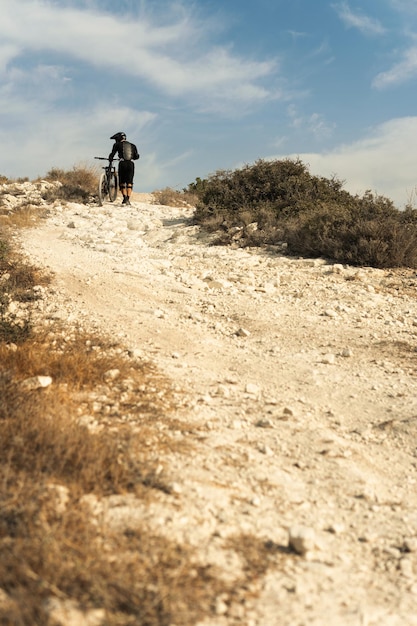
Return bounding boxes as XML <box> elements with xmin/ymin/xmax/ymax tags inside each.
<box><xmin>3</xmin><ymin>181</ymin><xmax>417</xmax><ymax>625</ymax></box>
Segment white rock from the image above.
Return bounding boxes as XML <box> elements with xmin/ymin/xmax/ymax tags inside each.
<box><xmin>320</xmin><ymin>353</ymin><xmax>336</xmax><ymax>365</ymax></box>
<box><xmin>215</xmin><ymin>596</ymin><xmax>228</xmax><ymax>616</ymax></box>
<box><xmin>205</xmin><ymin>279</ymin><xmax>229</xmax><ymax>290</ymax></box>
<box><xmin>327</xmin><ymin>523</ymin><xmax>345</xmax><ymax>535</ymax></box>
<box><xmin>7</xmin><ymin>301</ymin><xmax>19</xmax><ymax>314</ymax></box>
<box><xmin>245</xmin><ymin>382</ymin><xmax>260</xmax><ymax>395</ymax></box>
<box><xmin>256</xmin><ymin>418</ymin><xmax>273</xmax><ymax>428</ymax></box>
<box><xmin>400</xmin><ymin>558</ymin><xmax>414</xmax><ymax>578</ymax></box>
<box><xmin>289</xmin><ymin>525</ymin><xmax>317</xmax><ymax>555</ymax></box>
<box><xmin>214</xmin><ymin>384</ymin><xmax>231</xmax><ymax>398</ymax></box>
<box><xmin>236</xmin><ymin>327</ymin><xmax>251</xmax><ymax>337</ymax></box>
<box><xmin>45</xmin><ymin>598</ymin><xmax>105</xmax><ymax>626</ymax></box>
<box><xmin>103</xmin><ymin>368</ymin><xmax>120</xmax><ymax>382</ymax></box>
<box><xmin>20</xmin><ymin>375</ymin><xmax>53</xmax><ymax>390</ymax></box>
<box><xmin>46</xmin><ymin>483</ymin><xmax>70</xmax><ymax>516</ymax></box>
<box><xmin>127</xmin><ymin>348</ymin><xmax>143</xmax><ymax>359</ymax></box>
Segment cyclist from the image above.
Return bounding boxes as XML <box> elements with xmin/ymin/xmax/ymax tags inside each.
<box><xmin>108</xmin><ymin>132</ymin><xmax>140</xmax><ymax>206</ymax></box>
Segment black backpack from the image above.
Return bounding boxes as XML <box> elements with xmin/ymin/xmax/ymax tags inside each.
<box><xmin>122</xmin><ymin>141</ymin><xmax>140</xmax><ymax>161</ymax></box>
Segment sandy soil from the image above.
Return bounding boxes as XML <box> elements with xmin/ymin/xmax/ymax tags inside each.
<box><xmin>20</xmin><ymin>191</ymin><xmax>417</xmax><ymax>625</ymax></box>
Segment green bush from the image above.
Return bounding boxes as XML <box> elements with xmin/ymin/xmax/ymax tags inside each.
<box><xmin>193</xmin><ymin>159</ymin><xmax>349</xmax><ymax>223</ymax></box>
<box><xmin>192</xmin><ymin>158</ymin><xmax>417</xmax><ymax>268</ymax></box>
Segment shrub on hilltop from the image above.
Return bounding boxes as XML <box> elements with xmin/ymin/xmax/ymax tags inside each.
<box><xmin>191</xmin><ymin>158</ymin><xmax>417</xmax><ymax>268</ymax></box>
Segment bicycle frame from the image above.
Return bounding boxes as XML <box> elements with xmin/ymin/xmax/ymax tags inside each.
<box><xmin>94</xmin><ymin>157</ymin><xmax>119</xmax><ymax>206</ymax></box>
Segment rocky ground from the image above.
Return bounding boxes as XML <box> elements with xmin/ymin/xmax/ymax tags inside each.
<box><xmin>7</xmin><ymin>182</ymin><xmax>417</xmax><ymax>625</ymax></box>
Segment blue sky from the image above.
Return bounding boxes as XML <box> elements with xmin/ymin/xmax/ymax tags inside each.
<box><xmin>1</xmin><ymin>0</ymin><xmax>417</xmax><ymax>207</ymax></box>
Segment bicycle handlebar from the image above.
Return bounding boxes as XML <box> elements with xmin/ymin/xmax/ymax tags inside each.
<box><xmin>94</xmin><ymin>156</ymin><xmax>120</xmax><ymax>161</ymax></box>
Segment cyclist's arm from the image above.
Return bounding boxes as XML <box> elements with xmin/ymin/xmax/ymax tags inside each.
<box><xmin>108</xmin><ymin>142</ymin><xmax>118</xmax><ymax>161</ymax></box>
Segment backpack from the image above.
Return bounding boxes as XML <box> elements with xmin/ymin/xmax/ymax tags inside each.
<box><xmin>122</xmin><ymin>141</ymin><xmax>140</xmax><ymax>161</ymax></box>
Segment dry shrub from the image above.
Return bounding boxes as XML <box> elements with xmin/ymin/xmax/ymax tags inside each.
<box><xmin>282</xmin><ymin>202</ymin><xmax>417</xmax><ymax>267</ymax></box>
<box><xmin>44</xmin><ymin>163</ymin><xmax>99</xmax><ymax>203</ymax></box>
<box><xmin>0</xmin><ymin>240</ymin><xmax>50</xmax><ymax>343</ymax></box>
<box><xmin>153</xmin><ymin>187</ymin><xmax>197</xmax><ymax>207</ymax></box>
<box><xmin>192</xmin><ymin>158</ymin><xmax>417</xmax><ymax>268</ymax></box>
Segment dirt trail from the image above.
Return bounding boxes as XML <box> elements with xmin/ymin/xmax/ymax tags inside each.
<box><xmin>20</xmin><ymin>193</ymin><xmax>417</xmax><ymax>625</ymax></box>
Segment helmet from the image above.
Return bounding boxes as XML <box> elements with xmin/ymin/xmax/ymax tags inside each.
<box><xmin>110</xmin><ymin>132</ymin><xmax>126</xmax><ymax>141</ymax></box>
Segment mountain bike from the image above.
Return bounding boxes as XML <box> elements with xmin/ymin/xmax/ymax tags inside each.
<box><xmin>94</xmin><ymin>157</ymin><xmax>119</xmax><ymax>206</ymax></box>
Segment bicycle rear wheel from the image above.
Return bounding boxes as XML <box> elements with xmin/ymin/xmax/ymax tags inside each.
<box><xmin>108</xmin><ymin>172</ymin><xmax>117</xmax><ymax>202</ymax></box>
<box><xmin>98</xmin><ymin>172</ymin><xmax>107</xmax><ymax>206</ymax></box>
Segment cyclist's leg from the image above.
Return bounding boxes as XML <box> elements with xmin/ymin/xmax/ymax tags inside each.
<box><xmin>126</xmin><ymin>162</ymin><xmax>135</xmax><ymax>199</ymax></box>
<box><xmin>119</xmin><ymin>162</ymin><xmax>128</xmax><ymax>203</ymax></box>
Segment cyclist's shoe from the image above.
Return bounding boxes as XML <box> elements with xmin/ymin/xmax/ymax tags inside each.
<box><xmin>121</xmin><ymin>196</ymin><xmax>127</xmax><ymax>205</ymax></box>
<box><xmin>125</xmin><ymin>198</ymin><xmax>131</xmax><ymax>206</ymax></box>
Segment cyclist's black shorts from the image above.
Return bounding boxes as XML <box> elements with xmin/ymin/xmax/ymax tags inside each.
<box><xmin>118</xmin><ymin>160</ymin><xmax>135</xmax><ymax>186</ymax></box>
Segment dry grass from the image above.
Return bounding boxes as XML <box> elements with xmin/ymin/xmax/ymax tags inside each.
<box><xmin>0</xmin><ymin>240</ymin><xmax>51</xmax><ymax>343</ymax></box>
<box><xmin>0</xmin><ymin>233</ymin><xmax>249</xmax><ymax>625</ymax></box>
<box><xmin>0</xmin><ymin>315</ymin><xmax>225</xmax><ymax>624</ymax></box>
<box><xmin>153</xmin><ymin>187</ymin><xmax>197</xmax><ymax>208</ymax></box>
<box><xmin>1</xmin><ymin>318</ymin><xmax>283</xmax><ymax>624</ymax></box>
<box><xmin>0</xmin><ymin>207</ymin><xmax>294</xmax><ymax>624</ymax></box>
<box><xmin>227</xmin><ymin>534</ymin><xmax>292</xmax><ymax>575</ymax></box>
<box><xmin>0</xmin><ymin>205</ymin><xmax>47</xmax><ymax>229</ymax></box>
<box><xmin>43</xmin><ymin>163</ymin><xmax>99</xmax><ymax>203</ymax></box>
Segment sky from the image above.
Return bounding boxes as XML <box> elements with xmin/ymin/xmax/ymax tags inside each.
<box><xmin>1</xmin><ymin>0</ymin><xmax>417</xmax><ymax>207</ymax></box>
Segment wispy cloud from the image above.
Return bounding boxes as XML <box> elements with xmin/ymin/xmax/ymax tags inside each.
<box><xmin>332</xmin><ymin>2</ymin><xmax>386</xmax><ymax>35</ymax></box>
<box><xmin>287</xmin><ymin>106</ymin><xmax>336</xmax><ymax>140</ymax></box>
<box><xmin>0</xmin><ymin>0</ymin><xmax>278</xmax><ymax>108</ymax></box>
<box><xmin>0</xmin><ymin>0</ymin><xmax>284</xmax><ymax>181</ymax></box>
<box><xmin>373</xmin><ymin>46</ymin><xmax>417</xmax><ymax>88</ymax></box>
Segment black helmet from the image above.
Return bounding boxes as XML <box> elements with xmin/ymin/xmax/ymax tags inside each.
<box><xmin>110</xmin><ymin>132</ymin><xmax>126</xmax><ymax>141</ymax></box>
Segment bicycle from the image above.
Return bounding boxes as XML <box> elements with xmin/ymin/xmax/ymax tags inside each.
<box><xmin>94</xmin><ymin>157</ymin><xmax>119</xmax><ymax>206</ymax></box>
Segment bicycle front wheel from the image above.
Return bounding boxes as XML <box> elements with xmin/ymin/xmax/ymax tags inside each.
<box><xmin>108</xmin><ymin>172</ymin><xmax>117</xmax><ymax>202</ymax></box>
<box><xmin>98</xmin><ymin>172</ymin><xmax>107</xmax><ymax>206</ymax></box>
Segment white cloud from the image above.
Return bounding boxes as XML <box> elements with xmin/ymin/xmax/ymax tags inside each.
<box><xmin>0</xmin><ymin>0</ymin><xmax>278</xmax><ymax>107</ymax></box>
<box><xmin>0</xmin><ymin>101</ymin><xmax>157</xmax><ymax>180</ymax></box>
<box><xmin>278</xmin><ymin>117</ymin><xmax>417</xmax><ymax>207</ymax></box>
<box><xmin>332</xmin><ymin>2</ymin><xmax>386</xmax><ymax>35</ymax></box>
